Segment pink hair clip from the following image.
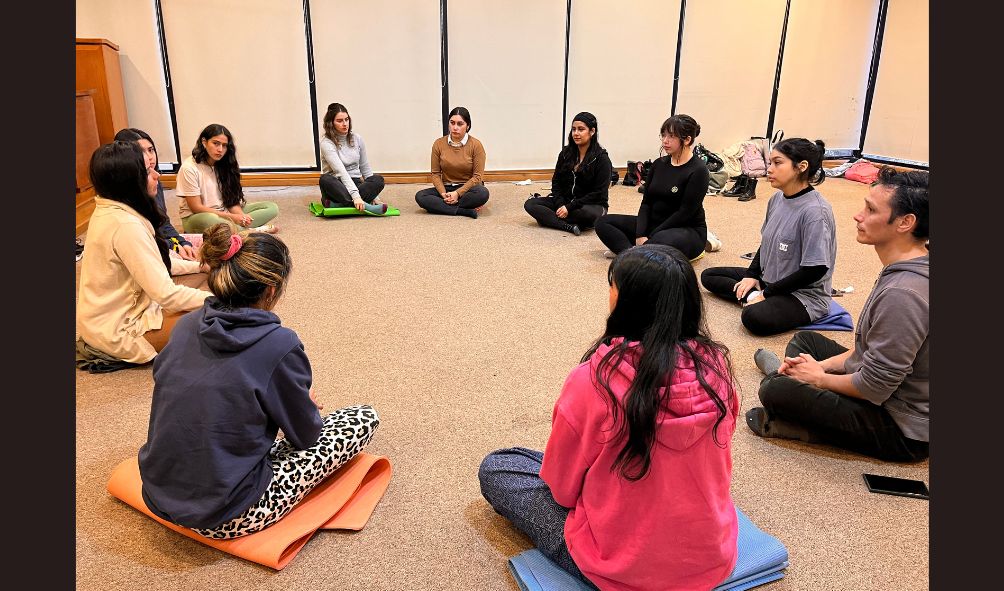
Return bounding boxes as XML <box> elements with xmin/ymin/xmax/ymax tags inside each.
<box><xmin>221</xmin><ymin>234</ymin><xmax>243</xmax><ymax>261</ymax></box>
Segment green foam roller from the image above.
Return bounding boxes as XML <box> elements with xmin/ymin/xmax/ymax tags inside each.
<box><xmin>309</xmin><ymin>202</ymin><xmax>400</xmax><ymax>217</ymax></box>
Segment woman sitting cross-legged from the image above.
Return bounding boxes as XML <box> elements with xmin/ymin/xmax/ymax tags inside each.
<box><xmin>414</xmin><ymin>106</ymin><xmax>489</xmax><ymax>218</ymax></box>
<box><xmin>524</xmin><ymin>111</ymin><xmax>612</xmax><ymax>235</ymax></box>
<box><xmin>176</xmin><ymin>123</ymin><xmax>280</xmax><ymax>234</ymax></box>
<box><xmin>594</xmin><ymin>114</ymin><xmax>710</xmax><ymax>261</ymax></box>
<box><xmin>700</xmin><ymin>138</ymin><xmax>836</xmax><ymax>337</ymax></box>
<box><xmin>76</xmin><ymin>141</ymin><xmax>210</xmax><ymax>367</ymax></box>
<box><xmin>318</xmin><ymin>102</ymin><xmax>388</xmax><ymax>214</ymax></box>
<box><xmin>479</xmin><ymin>244</ymin><xmax>739</xmax><ymax>590</ymax></box>
<box><xmin>138</xmin><ymin>223</ymin><xmax>380</xmax><ymax>538</ymax></box>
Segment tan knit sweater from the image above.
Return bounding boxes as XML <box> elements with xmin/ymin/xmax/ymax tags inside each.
<box><xmin>430</xmin><ymin>135</ymin><xmax>486</xmax><ymax>196</ymax></box>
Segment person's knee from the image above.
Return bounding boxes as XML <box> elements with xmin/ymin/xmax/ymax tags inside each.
<box><xmin>741</xmin><ymin>307</ymin><xmax>775</xmax><ymax>337</ymax></box>
<box><xmin>478</xmin><ymin>449</ymin><xmax>512</xmax><ymax>499</ymax></box>
<box><xmin>699</xmin><ymin>268</ymin><xmax>720</xmax><ymax>291</ymax></box>
<box><xmin>758</xmin><ymin>373</ymin><xmax>798</xmax><ymax>407</ymax></box>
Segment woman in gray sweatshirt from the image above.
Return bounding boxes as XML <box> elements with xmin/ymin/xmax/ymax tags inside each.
<box><xmin>318</xmin><ymin>102</ymin><xmax>388</xmax><ymax>214</ymax></box>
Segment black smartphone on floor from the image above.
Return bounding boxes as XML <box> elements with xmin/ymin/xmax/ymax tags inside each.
<box><xmin>862</xmin><ymin>473</ymin><xmax>929</xmax><ymax>500</ymax></box>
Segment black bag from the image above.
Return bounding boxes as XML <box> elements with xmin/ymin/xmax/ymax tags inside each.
<box><xmin>610</xmin><ymin>170</ymin><xmax>620</xmax><ymax>186</ymax></box>
<box><xmin>623</xmin><ymin>160</ymin><xmax>652</xmax><ymax>186</ymax></box>
<box><xmin>694</xmin><ymin>143</ymin><xmax>725</xmax><ymax>172</ymax></box>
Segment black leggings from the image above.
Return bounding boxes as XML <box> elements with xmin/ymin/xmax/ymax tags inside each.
<box><xmin>524</xmin><ymin>195</ymin><xmax>606</xmax><ymax>230</ymax></box>
<box><xmin>319</xmin><ymin>174</ymin><xmax>386</xmax><ymax>208</ymax></box>
<box><xmin>700</xmin><ymin>266</ymin><xmax>811</xmax><ymax>336</ymax></box>
<box><xmin>594</xmin><ymin>214</ymin><xmax>706</xmax><ymax>260</ymax></box>
<box><xmin>758</xmin><ymin>331</ymin><xmax>929</xmax><ymax>462</ymax></box>
<box><xmin>415</xmin><ymin>184</ymin><xmax>490</xmax><ymax>215</ymax></box>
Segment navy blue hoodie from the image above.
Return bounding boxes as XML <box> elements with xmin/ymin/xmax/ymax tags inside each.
<box><xmin>138</xmin><ymin>297</ymin><xmax>322</xmax><ymax>529</ymax></box>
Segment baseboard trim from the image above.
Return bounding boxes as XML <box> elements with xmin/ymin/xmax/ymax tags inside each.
<box><xmin>159</xmin><ymin>168</ymin><xmax>629</xmax><ymax>189</ymax></box>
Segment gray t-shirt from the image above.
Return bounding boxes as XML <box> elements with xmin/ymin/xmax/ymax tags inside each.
<box><xmin>759</xmin><ymin>189</ymin><xmax>836</xmax><ymax>320</ymax></box>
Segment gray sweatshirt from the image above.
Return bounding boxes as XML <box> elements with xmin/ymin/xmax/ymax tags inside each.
<box><xmin>320</xmin><ymin>133</ymin><xmax>373</xmax><ymax>197</ymax></box>
<box><xmin>845</xmin><ymin>255</ymin><xmax>929</xmax><ymax>441</ymax></box>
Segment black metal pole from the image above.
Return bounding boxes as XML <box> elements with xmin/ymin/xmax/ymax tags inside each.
<box><xmin>440</xmin><ymin>0</ymin><xmax>450</xmax><ymax>136</ymax></box>
<box><xmin>561</xmin><ymin>0</ymin><xmax>572</xmax><ymax>146</ymax></box>
<box><xmin>303</xmin><ymin>0</ymin><xmax>321</xmax><ymax>169</ymax></box>
<box><xmin>857</xmin><ymin>0</ymin><xmax>890</xmax><ymax>157</ymax></box>
<box><xmin>670</xmin><ymin>0</ymin><xmax>687</xmax><ymax>115</ymax></box>
<box><xmin>766</xmin><ymin>0</ymin><xmax>792</xmax><ymax>138</ymax></box>
<box><xmin>154</xmin><ymin>0</ymin><xmax>183</xmax><ymax>170</ymax></box>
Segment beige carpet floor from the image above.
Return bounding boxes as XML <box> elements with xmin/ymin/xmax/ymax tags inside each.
<box><xmin>75</xmin><ymin>177</ymin><xmax>928</xmax><ymax>590</ymax></box>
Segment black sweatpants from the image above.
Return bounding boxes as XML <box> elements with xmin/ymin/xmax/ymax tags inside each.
<box><xmin>757</xmin><ymin>331</ymin><xmax>929</xmax><ymax>462</ymax></box>
<box><xmin>700</xmin><ymin>266</ymin><xmax>811</xmax><ymax>336</ymax></box>
<box><xmin>524</xmin><ymin>195</ymin><xmax>606</xmax><ymax>230</ymax></box>
<box><xmin>594</xmin><ymin>214</ymin><xmax>706</xmax><ymax>260</ymax></box>
<box><xmin>415</xmin><ymin>183</ymin><xmax>490</xmax><ymax>215</ymax></box>
<box><xmin>319</xmin><ymin>173</ymin><xmax>386</xmax><ymax>208</ymax></box>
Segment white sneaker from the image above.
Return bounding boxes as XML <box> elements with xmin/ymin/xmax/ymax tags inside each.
<box><xmin>705</xmin><ymin>229</ymin><xmax>722</xmax><ymax>252</ymax></box>
<box><xmin>603</xmin><ymin>250</ymin><xmax>616</xmax><ymax>259</ymax></box>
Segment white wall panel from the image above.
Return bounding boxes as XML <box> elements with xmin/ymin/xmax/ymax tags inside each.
<box><xmin>76</xmin><ymin>0</ymin><xmax>178</xmax><ymax>165</ymax></box>
<box><xmin>565</xmin><ymin>0</ymin><xmax>682</xmax><ymax>167</ymax></box>
<box><xmin>311</xmin><ymin>0</ymin><xmax>442</xmax><ymax>173</ymax></box>
<box><xmin>863</xmin><ymin>0</ymin><xmax>929</xmax><ymax>164</ymax></box>
<box><xmin>675</xmin><ymin>0</ymin><xmax>788</xmax><ymax>152</ymax></box>
<box><xmin>160</xmin><ymin>0</ymin><xmax>315</xmax><ymax>167</ymax></box>
<box><xmin>773</xmin><ymin>0</ymin><xmax>879</xmax><ymax>150</ymax></box>
<box><xmin>448</xmin><ymin>0</ymin><xmax>567</xmax><ymax>170</ymax></box>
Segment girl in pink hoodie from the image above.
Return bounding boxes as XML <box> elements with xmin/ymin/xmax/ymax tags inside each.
<box><xmin>480</xmin><ymin>244</ymin><xmax>739</xmax><ymax>591</ymax></box>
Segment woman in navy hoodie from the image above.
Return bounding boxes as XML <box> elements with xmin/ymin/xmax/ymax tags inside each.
<box><xmin>138</xmin><ymin>223</ymin><xmax>380</xmax><ymax>539</ymax></box>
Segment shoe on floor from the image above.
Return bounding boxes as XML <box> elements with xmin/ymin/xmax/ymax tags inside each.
<box><xmin>705</xmin><ymin>230</ymin><xmax>722</xmax><ymax>252</ymax></box>
<box><xmin>746</xmin><ymin>407</ymin><xmax>771</xmax><ymax>437</ymax></box>
<box><xmin>604</xmin><ymin>250</ymin><xmax>616</xmax><ymax>259</ymax></box>
<box><xmin>754</xmin><ymin>348</ymin><xmax>781</xmax><ymax>375</ymax></box>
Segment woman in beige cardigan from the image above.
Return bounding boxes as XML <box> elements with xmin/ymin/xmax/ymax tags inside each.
<box><xmin>77</xmin><ymin>141</ymin><xmax>210</xmax><ymax>365</ymax></box>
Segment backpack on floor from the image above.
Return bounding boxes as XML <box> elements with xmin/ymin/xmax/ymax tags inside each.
<box><xmin>740</xmin><ymin>141</ymin><xmax>767</xmax><ymax>177</ymax></box>
<box><xmin>694</xmin><ymin>143</ymin><xmax>725</xmax><ymax>172</ymax></box>
<box><xmin>623</xmin><ymin>160</ymin><xmax>652</xmax><ymax>187</ymax></box>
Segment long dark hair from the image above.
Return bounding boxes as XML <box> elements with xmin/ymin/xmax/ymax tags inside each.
<box><xmin>557</xmin><ymin>111</ymin><xmax>604</xmax><ymax>173</ymax></box>
<box><xmin>192</xmin><ymin>124</ymin><xmax>244</xmax><ymax>208</ymax></box>
<box><xmin>582</xmin><ymin>244</ymin><xmax>735</xmax><ymax>481</ymax></box>
<box><xmin>323</xmin><ymin>102</ymin><xmax>354</xmax><ymax>148</ymax></box>
<box><xmin>89</xmin><ymin>141</ymin><xmax>172</xmax><ymax>271</ymax></box>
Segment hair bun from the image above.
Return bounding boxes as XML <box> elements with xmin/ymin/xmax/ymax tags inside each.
<box><xmin>200</xmin><ymin>223</ymin><xmax>237</xmax><ymax>269</ymax></box>
<box><xmin>814</xmin><ymin>139</ymin><xmax>826</xmax><ymax>154</ymax></box>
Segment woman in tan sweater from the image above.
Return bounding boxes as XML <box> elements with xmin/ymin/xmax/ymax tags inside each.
<box><xmin>415</xmin><ymin>106</ymin><xmax>490</xmax><ymax>218</ymax></box>
<box><xmin>77</xmin><ymin>142</ymin><xmax>210</xmax><ymax>365</ymax></box>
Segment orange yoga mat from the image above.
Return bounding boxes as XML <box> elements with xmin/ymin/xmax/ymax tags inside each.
<box><xmin>107</xmin><ymin>452</ymin><xmax>392</xmax><ymax>570</ymax></box>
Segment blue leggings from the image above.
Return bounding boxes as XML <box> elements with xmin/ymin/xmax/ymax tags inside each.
<box><xmin>478</xmin><ymin>447</ymin><xmax>598</xmax><ymax>589</ymax></box>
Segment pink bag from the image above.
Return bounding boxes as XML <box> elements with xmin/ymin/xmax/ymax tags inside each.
<box><xmin>844</xmin><ymin>160</ymin><xmax>881</xmax><ymax>184</ymax></box>
<box><xmin>740</xmin><ymin>141</ymin><xmax>767</xmax><ymax>177</ymax></box>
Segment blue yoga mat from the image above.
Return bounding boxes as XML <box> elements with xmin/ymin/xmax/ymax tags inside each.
<box><xmin>507</xmin><ymin>507</ymin><xmax>788</xmax><ymax>591</ymax></box>
<box><xmin>798</xmin><ymin>300</ymin><xmax>853</xmax><ymax>331</ymax></box>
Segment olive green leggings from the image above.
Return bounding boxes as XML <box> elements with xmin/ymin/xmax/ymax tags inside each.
<box><xmin>181</xmin><ymin>201</ymin><xmax>279</xmax><ymax>233</ymax></box>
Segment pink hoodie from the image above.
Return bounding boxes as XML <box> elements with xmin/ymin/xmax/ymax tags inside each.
<box><xmin>540</xmin><ymin>338</ymin><xmax>739</xmax><ymax>591</ymax></box>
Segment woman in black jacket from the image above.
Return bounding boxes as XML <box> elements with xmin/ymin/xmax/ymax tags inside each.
<box><xmin>524</xmin><ymin>112</ymin><xmax>612</xmax><ymax>235</ymax></box>
<box><xmin>595</xmin><ymin>114</ymin><xmax>710</xmax><ymax>259</ymax></box>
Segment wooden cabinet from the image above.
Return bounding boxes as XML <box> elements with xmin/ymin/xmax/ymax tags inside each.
<box><xmin>76</xmin><ymin>90</ymin><xmax>100</xmax><ymax>235</ymax></box>
<box><xmin>75</xmin><ymin>38</ymin><xmax>128</xmax><ymax>145</ymax></box>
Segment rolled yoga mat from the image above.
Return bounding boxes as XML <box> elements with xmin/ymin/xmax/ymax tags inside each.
<box><xmin>797</xmin><ymin>299</ymin><xmax>854</xmax><ymax>332</ymax></box>
<box><xmin>309</xmin><ymin>202</ymin><xmax>400</xmax><ymax>217</ymax></box>
<box><xmin>506</xmin><ymin>507</ymin><xmax>789</xmax><ymax>591</ymax></box>
<box><xmin>107</xmin><ymin>452</ymin><xmax>392</xmax><ymax>570</ymax></box>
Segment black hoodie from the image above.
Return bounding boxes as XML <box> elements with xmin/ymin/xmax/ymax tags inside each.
<box><xmin>138</xmin><ymin>297</ymin><xmax>322</xmax><ymax>529</ymax></box>
<box><xmin>550</xmin><ymin>148</ymin><xmax>612</xmax><ymax>211</ymax></box>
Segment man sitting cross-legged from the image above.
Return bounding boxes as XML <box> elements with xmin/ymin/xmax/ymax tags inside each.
<box><xmin>747</xmin><ymin>167</ymin><xmax>929</xmax><ymax>462</ymax></box>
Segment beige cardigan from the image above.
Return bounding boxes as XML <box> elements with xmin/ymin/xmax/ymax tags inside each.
<box><xmin>77</xmin><ymin>197</ymin><xmax>209</xmax><ymax>363</ymax></box>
